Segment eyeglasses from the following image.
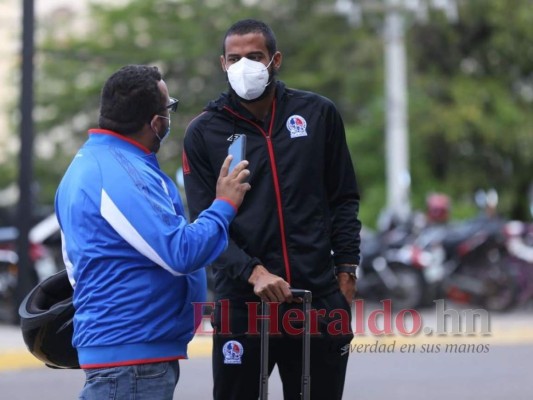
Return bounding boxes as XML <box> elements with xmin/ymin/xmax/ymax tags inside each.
<box><xmin>166</xmin><ymin>97</ymin><xmax>179</xmax><ymax>113</ymax></box>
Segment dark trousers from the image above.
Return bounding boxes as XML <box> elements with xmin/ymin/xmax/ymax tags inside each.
<box><xmin>212</xmin><ymin>290</ymin><xmax>353</xmax><ymax>400</ymax></box>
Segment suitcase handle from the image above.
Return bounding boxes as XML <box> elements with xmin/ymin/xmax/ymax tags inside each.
<box><xmin>260</xmin><ymin>289</ymin><xmax>312</xmax><ymax>400</ymax></box>
<box><xmin>290</xmin><ymin>288</ymin><xmax>312</xmax><ymax>304</ymax></box>
<box><xmin>291</xmin><ymin>288</ymin><xmax>311</xmax><ymax>298</ymax></box>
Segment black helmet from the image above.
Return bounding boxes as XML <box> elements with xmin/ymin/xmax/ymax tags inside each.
<box><xmin>18</xmin><ymin>269</ymin><xmax>80</xmax><ymax>369</ymax></box>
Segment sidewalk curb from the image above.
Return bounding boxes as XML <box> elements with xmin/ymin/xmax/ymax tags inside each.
<box><xmin>0</xmin><ymin>336</ymin><xmax>214</xmax><ymax>372</ymax></box>
<box><xmin>2</xmin><ymin>327</ymin><xmax>532</xmax><ymax>372</ymax></box>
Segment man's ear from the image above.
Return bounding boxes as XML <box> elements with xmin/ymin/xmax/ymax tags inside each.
<box><xmin>149</xmin><ymin>115</ymin><xmax>159</xmax><ymax>133</ymax></box>
<box><xmin>220</xmin><ymin>55</ymin><xmax>227</xmax><ymax>72</ymax></box>
<box><xmin>273</xmin><ymin>51</ymin><xmax>282</xmax><ymax>71</ymax></box>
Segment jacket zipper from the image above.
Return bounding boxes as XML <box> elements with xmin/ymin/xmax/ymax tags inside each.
<box><xmin>223</xmin><ymin>101</ymin><xmax>292</xmax><ymax>284</ymax></box>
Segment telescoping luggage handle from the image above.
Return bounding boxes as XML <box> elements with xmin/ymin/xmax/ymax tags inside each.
<box><xmin>259</xmin><ymin>288</ymin><xmax>312</xmax><ymax>400</ymax></box>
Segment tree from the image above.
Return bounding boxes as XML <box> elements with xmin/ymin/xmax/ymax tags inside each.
<box><xmin>25</xmin><ymin>0</ymin><xmax>384</xmax><ymax>224</ymax></box>
<box><xmin>4</xmin><ymin>0</ymin><xmax>532</xmax><ymax>228</ymax></box>
<box><xmin>407</xmin><ymin>0</ymin><xmax>533</xmax><ymax>219</ymax></box>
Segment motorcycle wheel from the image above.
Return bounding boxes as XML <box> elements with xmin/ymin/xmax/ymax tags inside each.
<box><xmin>387</xmin><ymin>262</ymin><xmax>425</xmax><ymax>310</ymax></box>
<box><xmin>480</xmin><ymin>260</ymin><xmax>518</xmax><ymax>312</ymax></box>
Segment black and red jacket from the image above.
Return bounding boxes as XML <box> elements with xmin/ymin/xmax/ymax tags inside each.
<box><xmin>183</xmin><ymin>81</ymin><xmax>361</xmax><ymax>300</ymax></box>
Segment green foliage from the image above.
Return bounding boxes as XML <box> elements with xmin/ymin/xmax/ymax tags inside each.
<box><xmin>33</xmin><ymin>0</ymin><xmax>265</xmax><ymax>201</ymax></box>
<box><xmin>408</xmin><ymin>0</ymin><xmax>533</xmax><ymax>221</ymax></box>
<box><xmin>4</xmin><ymin>0</ymin><xmax>533</xmax><ymax>226</ymax></box>
<box><xmin>0</xmin><ymin>154</ymin><xmax>17</xmax><ymax>189</ymax></box>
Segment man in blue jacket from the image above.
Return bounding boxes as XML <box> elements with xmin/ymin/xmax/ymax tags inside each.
<box><xmin>55</xmin><ymin>64</ymin><xmax>250</xmax><ymax>400</ymax></box>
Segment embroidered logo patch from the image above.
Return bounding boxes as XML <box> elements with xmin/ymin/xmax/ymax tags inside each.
<box><xmin>286</xmin><ymin>115</ymin><xmax>308</xmax><ymax>138</ymax></box>
<box><xmin>222</xmin><ymin>340</ymin><xmax>244</xmax><ymax>364</ymax></box>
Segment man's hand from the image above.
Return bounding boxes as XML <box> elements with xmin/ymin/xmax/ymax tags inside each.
<box><xmin>337</xmin><ymin>272</ymin><xmax>357</xmax><ymax>306</ymax></box>
<box><xmin>216</xmin><ymin>155</ymin><xmax>251</xmax><ymax>208</ymax></box>
<box><xmin>248</xmin><ymin>265</ymin><xmax>293</xmax><ymax>303</ymax></box>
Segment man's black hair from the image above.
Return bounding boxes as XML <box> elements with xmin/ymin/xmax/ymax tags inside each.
<box><xmin>99</xmin><ymin>65</ymin><xmax>165</xmax><ymax>135</ymax></box>
<box><xmin>222</xmin><ymin>19</ymin><xmax>277</xmax><ymax>57</ymax></box>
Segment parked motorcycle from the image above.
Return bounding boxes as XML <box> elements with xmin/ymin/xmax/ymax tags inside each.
<box><xmin>410</xmin><ymin>216</ymin><xmax>517</xmax><ymax>311</ymax></box>
<box><xmin>502</xmin><ymin>220</ymin><xmax>533</xmax><ymax>307</ymax></box>
<box><xmin>357</xmin><ymin>226</ymin><xmax>426</xmax><ymax>310</ymax></box>
<box><xmin>0</xmin><ymin>228</ymin><xmax>20</xmax><ymax>321</ymax></box>
<box><xmin>0</xmin><ymin>214</ymin><xmax>62</xmax><ymax>322</ymax></box>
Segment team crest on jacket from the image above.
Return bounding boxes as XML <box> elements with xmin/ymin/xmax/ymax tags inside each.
<box><xmin>286</xmin><ymin>115</ymin><xmax>308</xmax><ymax>138</ymax></box>
<box><xmin>222</xmin><ymin>340</ymin><xmax>244</xmax><ymax>364</ymax></box>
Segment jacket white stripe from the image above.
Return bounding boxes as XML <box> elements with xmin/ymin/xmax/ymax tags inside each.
<box><xmin>100</xmin><ymin>188</ymin><xmax>183</xmax><ymax>276</ymax></box>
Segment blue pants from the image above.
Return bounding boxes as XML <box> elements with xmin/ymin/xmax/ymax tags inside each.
<box><xmin>79</xmin><ymin>360</ymin><xmax>180</xmax><ymax>400</ymax></box>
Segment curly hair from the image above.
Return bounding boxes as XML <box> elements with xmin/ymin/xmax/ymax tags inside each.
<box><xmin>98</xmin><ymin>65</ymin><xmax>165</xmax><ymax>135</ymax></box>
<box><xmin>222</xmin><ymin>19</ymin><xmax>277</xmax><ymax>58</ymax></box>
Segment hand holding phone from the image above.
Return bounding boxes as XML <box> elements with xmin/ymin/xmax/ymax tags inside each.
<box><xmin>228</xmin><ymin>134</ymin><xmax>247</xmax><ymax>173</ymax></box>
<box><xmin>216</xmin><ymin>135</ymin><xmax>251</xmax><ymax>208</ymax></box>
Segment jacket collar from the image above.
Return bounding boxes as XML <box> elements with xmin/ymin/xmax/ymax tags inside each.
<box><xmin>88</xmin><ymin>129</ymin><xmax>152</xmax><ymax>155</ymax></box>
<box><xmin>206</xmin><ymin>81</ymin><xmax>287</xmax><ymax>116</ymax></box>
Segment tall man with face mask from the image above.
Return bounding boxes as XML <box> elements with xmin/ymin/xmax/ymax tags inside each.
<box><xmin>183</xmin><ymin>19</ymin><xmax>362</xmax><ymax>400</ymax></box>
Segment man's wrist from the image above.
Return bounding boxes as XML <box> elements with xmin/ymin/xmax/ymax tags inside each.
<box><xmin>248</xmin><ymin>264</ymin><xmax>267</xmax><ymax>285</ymax></box>
<box><xmin>334</xmin><ymin>264</ymin><xmax>358</xmax><ymax>278</ymax></box>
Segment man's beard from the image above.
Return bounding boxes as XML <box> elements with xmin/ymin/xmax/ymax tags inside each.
<box><xmin>227</xmin><ymin>68</ymin><xmax>277</xmax><ymax>104</ymax></box>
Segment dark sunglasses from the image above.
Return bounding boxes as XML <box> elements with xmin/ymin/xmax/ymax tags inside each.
<box><xmin>166</xmin><ymin>97</ymin><xmax>179</xmax><ymax>113</ymax></box>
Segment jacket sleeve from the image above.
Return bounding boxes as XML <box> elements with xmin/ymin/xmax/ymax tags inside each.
<box><xmin>183</xmin><ymin>119</ymin><xmax>259</xmax><ymax>282</ymax></box>
<box><xmin>99</xmin><ymin>151</ymin><xmax>236</xmax><ymax>276</ymax></box>
<box><xmin>324</xmin><ymin>102</ymin><xmax>362</xmax><ymax>265</ymax></box>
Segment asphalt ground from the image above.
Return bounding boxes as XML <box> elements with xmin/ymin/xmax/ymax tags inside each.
<box><xmin>1</xmin><ymin>303</ymin><xmax>533</xmax><ymax>372</ymax></box>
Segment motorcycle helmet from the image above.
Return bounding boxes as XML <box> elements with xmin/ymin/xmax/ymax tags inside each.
<box><xmin>18</xmin><ymin>268</ymin><xmax>80</xmax><ymax>369</ymax></box>
<box><xmin>426</xmin><ymin>193</ymin><xmax>451</xmax><ymax>224</ymax></box>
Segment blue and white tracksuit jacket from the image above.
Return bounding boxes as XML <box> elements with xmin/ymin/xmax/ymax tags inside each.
<box><xmin>55</xmin><ymin>129</ymin><xmax>236</xmax><ymax>368</ymax></box>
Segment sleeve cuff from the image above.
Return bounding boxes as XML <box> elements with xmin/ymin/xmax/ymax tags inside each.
<box><xmin>240</xmin><ymin>257</ymin><xmax>262</xmax><ymax>282</ymax></box>
<box><xmin>215</xmin><ymin>197</ymin><xmax>238</xmax><ymax>213</ymax></box>
<box><xmin>210</xmin><ymin>198</ymin><xmax>237</xmax><ymax>223</ymax></box>
<box><xmin>333</xmin><ymin>255</ymin><xmax>360</xmax><ymax>266</ymax></box>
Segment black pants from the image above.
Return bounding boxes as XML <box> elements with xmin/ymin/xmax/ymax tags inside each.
<box><xmin>212</xmin><ymin>290</ymin><xmax>353</xmax><ymax>400</ymax></box>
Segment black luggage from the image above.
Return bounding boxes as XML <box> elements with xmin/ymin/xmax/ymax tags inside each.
<box><xmin>259</xmin><ymin>289</ymin><xmax>312</xmax><ymax>400</ymax></box>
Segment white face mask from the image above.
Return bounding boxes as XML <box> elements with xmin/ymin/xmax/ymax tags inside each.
<box><xmin>226</xmin><ymin>56</ymin><xmax>274</xmax><ymax>101</ymax></box>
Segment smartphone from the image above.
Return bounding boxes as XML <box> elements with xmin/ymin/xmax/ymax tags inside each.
<box><xmin>228</xmin><ymin>134</ymin><xmax>247</xmax><ymax>173</ymax></box>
